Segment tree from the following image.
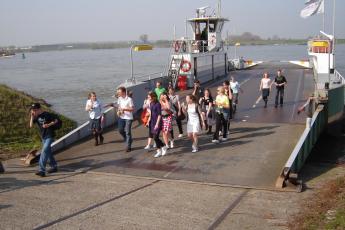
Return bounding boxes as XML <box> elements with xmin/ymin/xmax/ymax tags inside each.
<box><xmin>139</xmin><ymin>34</ymin><xmax>148</xmax><ymax>43</ymax></box>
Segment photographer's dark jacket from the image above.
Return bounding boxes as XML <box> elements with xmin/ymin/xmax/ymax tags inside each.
<box><xmin>34</xmin><ymin>112</ymin><xmax>56</xmax><ymax>139</ymax></box>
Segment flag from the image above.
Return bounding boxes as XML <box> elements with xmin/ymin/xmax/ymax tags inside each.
<box><xmin>300</xmin><ymin>0</ymin><xmax>324</xmax><ymax>18</ymax></box>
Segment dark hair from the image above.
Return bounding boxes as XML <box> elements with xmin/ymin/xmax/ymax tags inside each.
<box><xmin>188</xmin><ymin>94</ymin><xmax>197</xmax><ymax>103</ymax></box>
<box><xmin>127</xmin><ymin>91</ymin><xmax>133</xmax><ymax>98</ymax></box>
<box><xmin>117</xmin><ymin>86</ymin><xmax>126</xmax><ymax>93</ymax></box>
<box><xmin>149</xmin><ymin>91</ymin><xmax>158</xmax><ymax>102</ymax></box>
<box><xmin>160</xmin><ymin>92</ymin><xmax>170</xmax><ymax>101</ymax></box>
<box><xmin>223</xmin><ymin>80</ymin><xmax>230</xmax><ymax>86</ymax></box>
<box><xmin>194</xmin><ymin>80</ymin><xmax>200</xmax><ymax>84</ymax></box>
<box><xmin>204</xmin><ymin>88</ymin><xmax>213</xmax><ymax>100</ymax></box>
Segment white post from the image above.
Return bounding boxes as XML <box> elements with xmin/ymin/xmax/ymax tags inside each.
<box><xmin>185</xmin><ymin>19</ymin><xmax>187</xmax><ymax>38</ymax></box>
<box><xmin>173</xmin><ymin>25</ymin><xmax>176</xmax><ymax>41</ymax></box>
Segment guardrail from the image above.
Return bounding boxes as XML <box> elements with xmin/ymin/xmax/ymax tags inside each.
<box><xmin>51</xmin><ymin>107</ymin><xmax>117</xmax><ymax>152</ymax></box>
<box><xmin>276</xmin><ymin>104</ymin><xmax>327</xmax><ymax>188</ymax></box>
<box><xmin>334</xmin><ymin>70</ymin><xmax>345</xmax><ymax>84</ymax></box>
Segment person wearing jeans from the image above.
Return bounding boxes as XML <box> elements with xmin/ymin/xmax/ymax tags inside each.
<box><xmin>29</xmin><ymin>103</ymin><xmax>58</xmax><ymax>177</ymax></box>
<box><xmin>39</xmin><ymin>137</ymin><xmax>57</xmax><ymax>174</ymax></box>
<box><xmin>105</xmin><ymin>86</ymin><xmax>134</xmax><ymax>152</ymax></box>
<box><xmin>117</xmin><ymin>118</ymin><xmax>133</xmax><ymax>150</ymax></box>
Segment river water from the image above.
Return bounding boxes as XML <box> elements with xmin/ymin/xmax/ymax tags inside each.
<box><xmin>1</xmin><ymin>45</ymin><xmax>344</xmax><ymax>124</ymax></box>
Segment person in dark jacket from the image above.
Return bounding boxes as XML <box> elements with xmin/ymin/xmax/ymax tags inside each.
<box><xmin>274</xmin><ymin>69</ymin><xmax>287</xmax><ymax>108</ymax></box>
<box><xmin>29</xmin><ymin>103</ymin><xmax>58</xmax><ymax>177</ymax></box>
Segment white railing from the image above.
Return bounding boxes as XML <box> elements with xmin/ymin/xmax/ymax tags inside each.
<box><xmin>134</xmin><ymin>72</ymin><xmax>164</xmax><ymax>82</ymax></box>
<box><xmin>335</xmin><ymin>69</ymin><xmax>345</xmax><ymax>84</ymax></box>
<box><xmin>173</xmin><ymin>39</ymin><xmax>212</xmax><ymax>53</ymax></box>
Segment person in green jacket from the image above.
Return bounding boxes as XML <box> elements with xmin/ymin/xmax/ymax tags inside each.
<box><xmin>154</xmin><ymin>81</ymin><xmax>166</xmax><ymax>100</ymax></box>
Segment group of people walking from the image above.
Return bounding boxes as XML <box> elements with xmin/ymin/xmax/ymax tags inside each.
<box><xmin>259</xmin><ymin>69</ymin><xmax>287</xmax><ymax>108</ymax></box>
<box><xmin>29</xmin><ymin>70</ymin><xmax>286</xmax><ymax>176</ymax></box>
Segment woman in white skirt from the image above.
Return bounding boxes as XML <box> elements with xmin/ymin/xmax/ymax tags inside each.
<box><xmin>182</xmin><ymin>94</ymin><xmax>205</xmax><ymax>152</ymax></box>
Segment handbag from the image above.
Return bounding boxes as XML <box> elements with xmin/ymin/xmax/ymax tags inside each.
<box><xmin>177</xmin><ymin>110</ymin><xmax>186</xmax><ymax>120</ymax></box>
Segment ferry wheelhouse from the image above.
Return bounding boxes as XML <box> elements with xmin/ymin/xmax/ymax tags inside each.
<box><xmin>168</xmin><ymin>6</ymin><xmax>229</xmax><ymax>89</ymax></box>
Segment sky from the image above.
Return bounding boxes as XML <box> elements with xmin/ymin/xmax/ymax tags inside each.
<box><xmin>1</xmin><ymin>0</ymin><xmax>344</xmax><ymax>46</ymax></box>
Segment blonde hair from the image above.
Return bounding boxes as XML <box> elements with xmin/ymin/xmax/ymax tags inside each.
<box><xmin>217</xmin><ymin>86</ymin><xmax>225</xmax><ymax>94</ymax></box>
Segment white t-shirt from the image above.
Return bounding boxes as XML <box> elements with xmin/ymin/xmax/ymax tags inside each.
<box><xmin>230</xmin><ymin>81</ymin><xmax>240</xmax><ymax>94</ymax></box>
<box><xmin>117</xmin><ymin>96</ymin><xmax>134</xmax><ymax>120</ymax></box>
<box><xmin>85</xmin><ymin>99</ymin><xmax>103</xmax><ymax>119</ymax></box>
<box><xmin>261</xmin><ymin>78</ymin><xmax>271</xmax><ymax>89</ymax></box>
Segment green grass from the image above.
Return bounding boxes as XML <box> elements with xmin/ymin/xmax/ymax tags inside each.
<box><xmin>0</xmin><ymin>84</ymin><xmax>77</xmax><ymax>160</ymax></box>
<box><xmin>290</xmin><ymin>177</ymin><xmax>345</xmax><ymax>230</ymax></box>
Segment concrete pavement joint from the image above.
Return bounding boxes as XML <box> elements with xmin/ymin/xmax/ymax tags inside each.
<box><xmin>207</xmin><ymin>189</ymin><xmax>249</xmax><ymax>230</ymax></box>
<box><xmin>32</xmin><ymin>180</ymin><xmax>160</xmax><ymax>230</ymax></box>
<box><xmin>84</xmin><ymin>170</ymin><xmax>299</xmax><ymax>193</ymax></box>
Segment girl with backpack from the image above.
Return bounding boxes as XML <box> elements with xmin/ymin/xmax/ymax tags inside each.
<box><xmin>182</xmin><ymin>94</ymin><xmax>205</xmax><ymax>152</ymax></box>
<box><xmin>199</xmin><ymin>88</ymin><xmax>214</xmax><ymax>134</ymax></box>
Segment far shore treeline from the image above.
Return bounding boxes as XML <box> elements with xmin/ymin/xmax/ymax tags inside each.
<box><xmin>2</xmin><ymin>32</ymin><xmax>345</xmax><ymax>53</ymax></box>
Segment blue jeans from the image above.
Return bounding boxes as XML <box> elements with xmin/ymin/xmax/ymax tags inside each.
<box><xmin>118</xmin><ymin>118</ymin><xmax>133</xmax><ymax>148</ymax></box>
<box><xmin>39</xmin><ymin>137</ymin><xmax>57</xmax><ymax>173</ymax></box>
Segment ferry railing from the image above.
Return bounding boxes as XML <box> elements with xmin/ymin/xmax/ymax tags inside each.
<box><xmin>276</xmin><ymin>104</ymin><xmax>327</xmax><ymax>189</ymax></box>
<box><xmin>173</xmin><ymin>39</ymin><xmax>210</xmax><ymax>53</ymax></box>
<box><xmin>334</xmin><ymin>69</ymin><xmax>345</xmax><ymax>84</ymax></box>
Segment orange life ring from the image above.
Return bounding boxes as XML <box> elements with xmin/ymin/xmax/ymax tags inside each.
<box><xmin>174</xmin><ymin>41</ymin><xmax>180</xmax><ymax>52</ymax></box>
<box><xmin>180</xmin><ymin>60</ymin><xmax>191</xmax><ymax>72</ymax></box>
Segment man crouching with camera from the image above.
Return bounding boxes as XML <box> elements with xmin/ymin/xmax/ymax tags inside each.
<box><xmin>29</xmin><ymin>103</ymin><xmax>58</xmax><ymax>177</ymax></box>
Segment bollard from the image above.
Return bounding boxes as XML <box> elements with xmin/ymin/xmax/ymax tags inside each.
<box><xmin>0</xmin><ymin>161</ymin><xmax>4</xmax><ymax>173</ymax></box>
<box><xmin>306</xmin><ymin>117</ymin><xmax>312</xmax><ymax>129</ymax></box>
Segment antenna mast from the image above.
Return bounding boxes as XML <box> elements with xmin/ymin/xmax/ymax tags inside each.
<box><xmin>218</xmin><ymin>0</ymin><xmax>222</xmax><ymax>17</ymax></box>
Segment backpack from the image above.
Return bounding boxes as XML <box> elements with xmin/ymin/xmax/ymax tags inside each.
<box><xmin>51</xmin><ymin>114</ymin><xmax>63</xmax><ymax>130</ymax></box>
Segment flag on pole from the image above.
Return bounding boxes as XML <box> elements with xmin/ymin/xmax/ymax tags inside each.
<box><xmin>300</xmin><ymin>0</ymin><xmax>324</xmax><ymax>18</ymax></box>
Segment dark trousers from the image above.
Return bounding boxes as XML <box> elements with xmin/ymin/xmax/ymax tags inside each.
<box><xmin>213</xmin><ymin>113</ymin><xmax>228</xmax><ymax>140</ymax></box>
<box><xmin>275</xmin><ymin>88</ymin><xmax>285</xmax><ymax>106</ymax></box>
<box><xmin>153</xmin><ymin>133</ymin><xmax>164</xmax><ymax>149</ymax></box>
<box><xmin>176</xmin><ymin>117</ymin><xmax>183</xmax><ymax>134</ymax></box>
<box><xmin>170</xmin><ymin>117</ymin><xmax>183</xmax><ymax>139</ymax></box>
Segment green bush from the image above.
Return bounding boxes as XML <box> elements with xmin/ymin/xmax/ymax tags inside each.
<box><xmin>0</xmin><ymin>84</ymin><xmax>77</xmax><ymax>158</ymax></box>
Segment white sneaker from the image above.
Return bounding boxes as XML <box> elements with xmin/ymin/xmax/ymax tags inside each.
<box><xmin>221</xmin><ymin>137</ymin><xmax>228</xmax><ymax>141</ymax></box>
<box><xmin>212</xmin><ymin>139</ymin><xmax>220</xmax><ymax>144</ymax></box>
<box><xmin>178</xmin><ymin>134</ymin><xmax>183</xmax><ymax>138</ymax></box>
<box><xmin>154</xmin><ymin>149</ymin><xmax>162</xmax><ymax>158</ymax></box>
<box><xmin>165</xmin><ymin>144</ymin><xmax>170</xmax><ymax>149</ymax></box>
<box><xmin>170</xmin><ymin>140</ymin><xmax>174</xmax><ymax>148</ymax></box>
<box><xmin>144</xmin><ymin>145</ymin><xmax>151</xmax><ymax>150</ymax></box>
<box><xmin>192</xmin><ymin>145</ymin><xmax>198</xmax><ymax>153</ymax></box>
<box><xmin>161</xmin><ymin>146</ymin><xmax>168</xmax><ymax>156</ymax></box>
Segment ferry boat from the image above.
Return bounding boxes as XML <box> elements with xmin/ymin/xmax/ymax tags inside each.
<box><xmin>0</xmin><ymin>50</ymin><xmax>15</xmax><ymax>58</ymax></box>
<box><xmin>168</xmin><ymin>5</ymin><xmax>229</xmax><ymax>89</ymax></box>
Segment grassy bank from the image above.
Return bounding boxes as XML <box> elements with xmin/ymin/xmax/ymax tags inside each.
<box><xmin>290</xmin><ymin>177</ymin><xmax>345</xmax><ymax>230</ymax></box>
<box><xmin>0</xmin><ymin>84</ymin><xmax>77</xmax><ymax>160</ymax></box>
